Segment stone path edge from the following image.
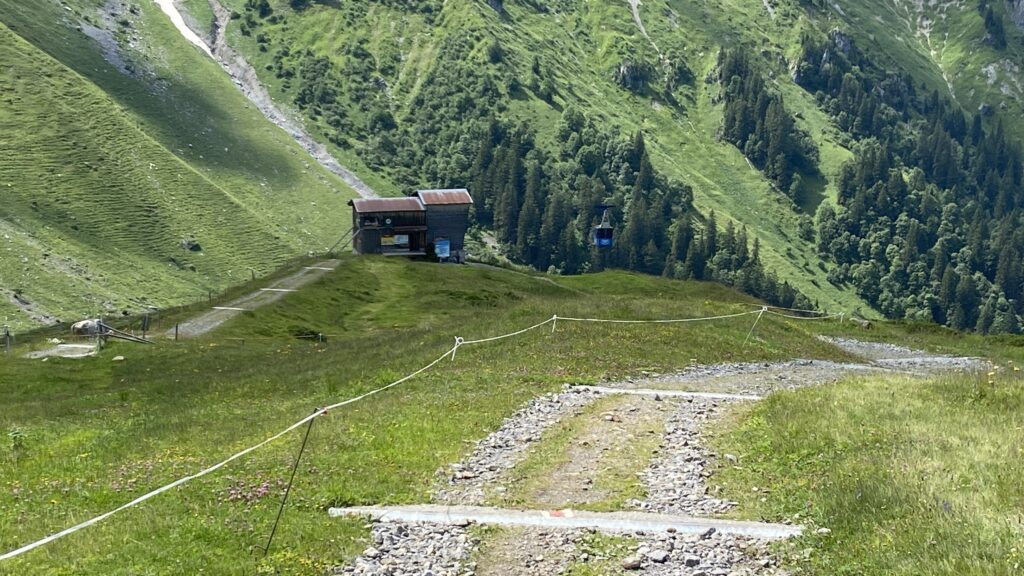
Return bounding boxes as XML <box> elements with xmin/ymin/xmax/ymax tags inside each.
<box><xmin>328</xmin><ymin>505</ymin><xmax>802</xmax><ymax>539</ymax></box>
<box><xmin>575</xmin><ymin>385</ymin><xmax>763</xmax><ymax>401</ymax></box>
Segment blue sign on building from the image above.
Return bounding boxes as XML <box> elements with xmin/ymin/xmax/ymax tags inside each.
<box><xmin>435</xmin><ymin>238</ymin><xmax>451</xmax><ymax>259</ymax></box>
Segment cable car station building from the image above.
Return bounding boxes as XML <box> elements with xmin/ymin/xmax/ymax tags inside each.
<box><xmin>348</xmin><ymin>189</ymin><xmax>473</xmax><ymax>261</ymax></box>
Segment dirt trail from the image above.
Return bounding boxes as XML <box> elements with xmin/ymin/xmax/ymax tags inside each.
<box><xmin>165</xmin><ymin>259</ymin><xmax>339</xmax><ymax>339</ymax></box>
<box><xmin>159</xmin><ymin>0</ymin><xmax>377</xmax><ymax>198</ymax></box>
<box><xmin>335</xmin><ymin>338</ymin><xmax>988</xmax><ymax>574</ymax></box>
<box><xmin>525</xmin><ymin>395</ymin><xmax>668</xmax><ymax>510</ymax></box>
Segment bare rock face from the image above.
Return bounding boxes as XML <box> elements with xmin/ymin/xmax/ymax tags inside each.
<box><xmin>827</xmin><ymin>28</ymin><xmax>854</xmax><ymax>55</ymax></box>
<box><xmin>1010</xmin><ymin>0</ymin><xmax>1024</xmax><ymax>30</ymax></box>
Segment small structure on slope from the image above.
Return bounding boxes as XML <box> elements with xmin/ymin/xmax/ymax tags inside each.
<box><xmin>348</xmin><ymin>189</ymin><xmax>473</xmax><ymax>262</ymax></box>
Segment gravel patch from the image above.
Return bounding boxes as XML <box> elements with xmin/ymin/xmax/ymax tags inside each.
<box><xmin>333</xmin><ymin>521</ymin><xmax>475</xmax><ymax>576</ymax></box>
<box><xmin>820</xmin><ymin>336</ymin><xmax>989</xmax><ymax>373</ymax></box>
<box><xmin>620</xmin><ymin>529</ymin><xmax>788</xmax><ymax>575</ymax></box>
<box><xmin>610</xmin><ymin>359</ymin><xmax>882</xmax><ymax>397</ymax></box>
<box><xmin>474</xmin><ymin>527</ymin><xmax>586</xmax><ymax>576</ymax></box>
<box><xmin>874</xmin><ymin>356</ymin><xmax>988</xmax><ymax>372</ymax></box>
<box><xmin>630</xmin><ymin>397</ymin><xmax>737</xmax><ymax>517</ymax></box>
<box><xmin>434</xmin><ymin>387</ymin><xmax>604</xmax><ymax>505</ymax></box>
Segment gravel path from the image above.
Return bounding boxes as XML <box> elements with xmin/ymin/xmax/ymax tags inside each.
<box><xmin>434</xmin><ymin>387</ymin><xmax>603</xmax><ymax>506</ymax></box>
<box><xmin>623</xmin><ymin>529</ymin><xmax>785</xmax><ymax>575</ymax></box>
<box><xmin>341</xmin><ymin>338</ymin><xmax>986</xmax><ymax>575</ymax></box>
<box><xmin>333</xmin><ymin>521</ymin><xmax>475</xmax><ymax>576</ymax></box>
<box><xmin>474</xmin><ymin>527</ymin><xmax>582</xmax><ymax>576</ymax></box>
<box><xmin>165</xmin><ymin>260</ymin><xmax>339</xmax><ymax>338</ymax></box>
<box><xmin>526</xmin><ymin>394</ymin><xmax>668</xmax><ymax>509</ymax></box>
<box><xmin>630</xmin><ymin>397</ymin><xmax>736</xmax><ymax>517</ymax></box>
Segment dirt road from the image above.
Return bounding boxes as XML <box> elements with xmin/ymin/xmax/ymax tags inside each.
<box><xmin>165</xmin><ymin>260</ymin><xmax>339</xmax><ymax>339</ymax></box>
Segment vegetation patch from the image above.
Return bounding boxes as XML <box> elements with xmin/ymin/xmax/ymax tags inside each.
<box><xmin>0</xmin><ymin>257</ymin><xmax>845</xmax><ymax>574</ymax></box>
<box><xmin>710</xmin><ymin>368</ymin><xmax>1024</xmax><ymax>575</ymax></box>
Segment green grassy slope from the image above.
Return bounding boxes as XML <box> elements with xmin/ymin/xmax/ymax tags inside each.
<box><xmin>497</xmin><ymin>0</ymin><xmax>863</xmax><ymax>309</ymax></box>
<box><xmin>0</xmin><ymin>0</ymin><xmax>358</xmax><ymax>331</ymax></box>
<box><xmin>210</xmin><ymin>0</ymin><xmax>873</xmax><ymax>314</ymax></box>
<box><xmin>0</xmin><ymin>257</ymin><xmax>847</xmax><ymax>574</ymax></box>
<box><xmin>820</xmin><ymin>0</ymin><xmax>1024</xmax><ymax>138</ymax></box>
<box><xmin>713</xmin><ymin>369</ymin><xmax>1024</xmax><ymax>575</ymax></box>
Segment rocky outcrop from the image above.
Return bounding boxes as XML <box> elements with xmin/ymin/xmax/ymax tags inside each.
<box><xmin>1009</xmin><ymin>0</ymin><xmax>1024</xmax><ymax>30</ymax></box>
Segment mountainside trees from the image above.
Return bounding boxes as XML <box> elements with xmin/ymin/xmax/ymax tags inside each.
<box><xmin>798</xmin><ymin>31</ymin><xmax>1024</xmax><ymax>332</ymax></box>
<box><xmin>232</xmin><ymin>0</ymin><xmax>1024</xmax><ymax>327</ymax></box>
<box><xmin>719</xmin><ymin>50</ymin><xmax>820</xmax><ymax>199</ymax></box>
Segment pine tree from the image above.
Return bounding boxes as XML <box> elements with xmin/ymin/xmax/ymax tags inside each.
<box><xmin>514</xmin><ymin>159</ymin><xmax>543</xmax><ymax>264</ymax></box>
<box><xmin>952</xmin><ymin>272</ymin><xmax>980</xmax><ymax>330</ymax></box>
<box><xmin>704</xmin><ymin>211</ymin><xmax>718</xmax><ymax>257</ymax></box>
<box><xmin>681</xmin><ymin>234</ymin><xmax>706</xmax><ymax>279</ymax></box>
<box><xmin>976</xmin><ymin>293</ymin><xmax>996</xmax><ymax>334</ymax></box>
<box><xmin>538</xmin><ymin>191</ymin><xmax>568</xmax><ymax>270</ymax></box>
<box><xmin>669</xmin><ymin>216</ymin><xmax>693</xmax><ymax>263</ymax></box>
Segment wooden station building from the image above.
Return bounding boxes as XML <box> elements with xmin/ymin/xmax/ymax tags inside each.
<box><xmin>348</xmin><ymin>188</ymin><xmax>473</xmax><ymax>261</ymax></box>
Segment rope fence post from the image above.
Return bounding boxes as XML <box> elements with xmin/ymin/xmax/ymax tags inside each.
<box><xmin>257</xmin><ymin>408</ymin><xmax>319</xmax><ymax>558</ymax></box>
<box><xmin>451</xmin><ymin>337</ymin><xmax>464</xmax><ymax>361</ymax></box>
<box><xmin>2</xmin><ymin>325</ymin><xmax>11</xmax><ymax>355</ymax></box>
<box><xmin>551</xmin><ymin>314</ymin><xmax>558</xmax><ymax>334</ymax></box>
<box><xmin>743</xmin><ymin>306</ymin><xmax>767</xmax><ymax>346</ymax></box>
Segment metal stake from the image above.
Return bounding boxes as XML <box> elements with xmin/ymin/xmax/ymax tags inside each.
<box><xmin>258</xmin><ymin>411</ymin><xmax>317</xmax><ymax>557</ymax></box>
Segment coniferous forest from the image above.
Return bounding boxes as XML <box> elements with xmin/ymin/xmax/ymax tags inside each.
<box><xmin>238</xmin><ymin>0</ymin><xmax>1024</xmax><ymax>331</ymax></box>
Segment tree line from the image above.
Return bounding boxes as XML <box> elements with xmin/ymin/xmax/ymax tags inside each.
<box><xmin>796</xmin><ymin>29</ymin><xmax>1024</xmax><ymax>333</ymax></box>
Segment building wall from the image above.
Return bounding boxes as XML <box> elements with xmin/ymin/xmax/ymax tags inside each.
<box><xmin>425</xmin><ymin>205</ymin><xmax>470</xmax><ymax>252</ymax></box>
<box><xmin>352</xmin><ymin>210</ymin><xmax>426</xmax><ymax>254</ymax></box>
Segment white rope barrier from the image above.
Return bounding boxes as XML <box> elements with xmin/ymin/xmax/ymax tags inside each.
<box><xmin>554</xmin><ymin>310</ymin><xmax>760</xmax><ymax>324</ymax></box>
<box><xmin>0</xmin><ymin>303</ymin><xmax>846</xmax><ymax>561</ymax></box>
<box><xmin>766</xmin><ymin>311</ymin><xmax>845</xmax><ymax>321</ymax></box>
<box><xmin>0</xmin><ymin>345</ymin><xmax>459</xmax><ymax>562</ymax></box>
<box><xmin>764</xmin><ymin>305</ymin><xmax>829</xmax><ymax>315</ymax></box>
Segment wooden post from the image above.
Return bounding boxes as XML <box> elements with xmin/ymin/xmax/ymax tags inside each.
<box><xmin>207</xmin><ymin>290</ymin><xmax>212</xmax><ymax>304</ymax></box>
<box><xmin>2</xmin><ymin>325</ymin><xmax>11</xmax><ymax>355</ymax></box>
<box><xmin>251</xmin><ymin>269</ymin><xmax>256</xmax><ymax>281</ymax></box>
<box><xmin>175</xmin><ymin>323</ymin><xmax>179</xmax><ymax>341</ymax></box>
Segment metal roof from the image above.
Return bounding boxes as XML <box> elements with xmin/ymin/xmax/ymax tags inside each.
<box><xmin>349</xmin><ymin>197</ymin><xmax>425</xmax><ymax>213</ymax></box>
<box><xmin>416</xmin><ymin>189</ymin><xmax>474</xmax><ymax>205</ymax></box>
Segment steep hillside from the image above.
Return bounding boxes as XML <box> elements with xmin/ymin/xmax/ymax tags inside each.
<box><xmin>5</xmin><ymin>0</ymin><xmax>1024</xmax><ymax>330</ymax></box>
<box><xmin>0</xmin><ymin>0</ymin><xmax>359</xmax><ymax>330</ymax></box>
<box><xmin>197</xmin><ymin>0</ymin><xmax>873</xmax><ymax>313</ymax></box>
<box><xmin>821</xmin><ymin>0</ymin><xmax>1024</xmax><ymax>125</ymax></box>
<box><xmin>198</xmin><ymin>0</ymin><xmax>1024</xmax><ymax>329</ymax></box>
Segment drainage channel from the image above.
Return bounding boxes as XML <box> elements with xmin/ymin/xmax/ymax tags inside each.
<box><xmin>328</xmin><ymin>504</ymin><xmax>802</xmax><ymax>539</ymax></box>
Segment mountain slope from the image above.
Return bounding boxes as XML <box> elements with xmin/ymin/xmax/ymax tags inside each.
<box><xmin>0</xmin><ymin>0</ymin><xmax>359</xmax><ymax>330</ymax></box>
<box><xmin>204</xmin><ymin>0</ymin><xmax>1024</xmax><ymax>328</ymax></box>
<box><xmin>206</xmin><ymin>0</ymin><xmax>873</xmax><ymax>313</ymax></box>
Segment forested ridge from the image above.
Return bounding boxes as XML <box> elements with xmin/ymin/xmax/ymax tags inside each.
<box><xmin>794</xmin><ymin>28</ymin><xmax>1024</xmax><ymax>333</ymax></box>
<box><xmin>228</xmin><ymin>0</ymin><xmax>1024</xmax><ymax>329</ymax></box>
